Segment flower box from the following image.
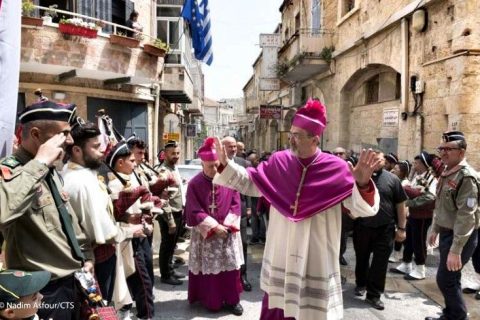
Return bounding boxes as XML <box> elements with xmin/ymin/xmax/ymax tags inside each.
<box><xmin>21</xmin><ymin>16</ymin><xmax>43</xmax><ymax>27</ymax></box>
<box><xmin>109</xmin><ymin>34</ymin><xmax>140</xmax><ymax>48</ymax></box>
<box><xmin>143</xmin><ymin>44</ymin><xmax>167</xmax><ymax>57</ymax></box>
<box><xmin>59</xmin><ymin>23</ymin><xmax>98</xmax><ymax>38</ymax></box>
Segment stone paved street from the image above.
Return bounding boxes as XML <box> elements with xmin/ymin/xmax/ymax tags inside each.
<box><xmin>151</xmin><ymin>228</ymin><xmax>480</xmax><ymax>320</ymax></box>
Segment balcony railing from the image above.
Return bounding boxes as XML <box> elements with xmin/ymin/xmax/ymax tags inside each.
<box><xmin>32</xmin><ymin>5</ymin><xmax>158</xmax><ymax>45</ymax></box>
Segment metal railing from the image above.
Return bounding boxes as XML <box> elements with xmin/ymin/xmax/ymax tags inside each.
<box><xmin>33</xmin><ymin>5</ymin><xmax>157</xmax><ymax>43</ymax></box>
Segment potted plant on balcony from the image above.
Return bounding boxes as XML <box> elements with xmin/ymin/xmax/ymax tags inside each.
<box><xmin>59</xmin><ymin>18</ymin><xmax>99</xmax><ymax>39</ymax></box>
<box><xmin>22</xmin><ymin>0</ymin><xmax>43</xmax><ymax>27</ymax></box>
<box><xmin>143</xmin><ymin>38</ymin><xmax>169</xmax><ymax>57</ymax></box>
<box><xmin>109</xmin><ymin>32</ymin><xmax>141</xmax><ymax>48</ymax></box>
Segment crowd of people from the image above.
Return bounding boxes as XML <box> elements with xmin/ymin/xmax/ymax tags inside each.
<box><xmin>0</xmin><ymin>97</ymin><xmax>478</xmax><ymax>320</ymax></box>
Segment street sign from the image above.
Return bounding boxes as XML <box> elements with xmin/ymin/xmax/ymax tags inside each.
<box><xmin>259</xmin><ymin>33</ymin><xmax>281</xmax><ymax>47</ymax></box>
<box><xmin>383</xmin><ymin>109</ymin><xmax>398</xmax><ymax>126</ymax></box>
<box><xmin>186</xmin><ymin>124</ymin><xmax>197</xmax><ymax>137</ymax></box>
<box><xmin>260</xmin><ymin>105</ymin><xmax>282</xmax><ymax>120</ymax></box>
<box><xmin>163</xmin><ymin>133</ymin><xmax>180</xmax><ymax>141</ymax></box>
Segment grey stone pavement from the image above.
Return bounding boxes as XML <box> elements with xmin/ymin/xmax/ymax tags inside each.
<box><xmin>150</xmin><ymin>227</ymin><xmax>480</xmax><ymax>320</ymax></box>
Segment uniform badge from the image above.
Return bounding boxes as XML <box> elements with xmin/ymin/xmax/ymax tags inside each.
<box><xmin>467</xmin><ymin>197</ymin><xmax>476</xmax><ymax>208</ymax></box>
<box><xmin>447</xmin><ymin>180</ymin><xmax>458</xmax><ymax>189</ymax></box>
<box><xmin>1</xmin><ymin>157</ymin><xmax>20</xmax><ymax>169</ymax></box>
<box><xmin>0</xmin><ymin>166</ymin><xmax>12</xmax><ymax>180</ymax></box>
<box><xmin>13</xmin><ymin>271</ymin><xmax>25</xmax><ymax>277</ymax></box>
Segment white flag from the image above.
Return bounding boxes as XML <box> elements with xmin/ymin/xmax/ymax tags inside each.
<box><xmin>0</xmin><ymin>0</ymin><xmax>21</xmax><ymax>157</ymax></box>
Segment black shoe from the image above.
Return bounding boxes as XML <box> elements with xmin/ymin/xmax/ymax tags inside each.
<box><xmin>241</xmin><ymin>276</ymin><xmax>252</xmax><ymax>292</ymax></box>
<box><xmin>171</xmin><ymin>270</ymin><xmax>186</xmax><ymax>279</ymax></box>
<box><xmin>161</xmin><ymin>277</ymin><xmax>183</xmax><ymax>285</ymax></box>
<box><xmin>249</xmin><ymin>239</ymin><xmax>260</xmax><ymax>245</ymax></box>
<box><xmin>425</xmin><ymin>316</ymin><xmax>446</xmax><ymax>320</ymax></box>
<box><xmin>174</xmin><ymin>256</ymin><xmax>185</xmax><ymax>265</ymax></box>
<box><xmin>366</xmin><ymin>297</ymin><xmax>384</xmax><ymax>310</ymax></box>
<box><xmin>177</xmin><ymin>237</ymin><xmax>186</xmax><ymax>243</ymax></box>
<box><xmin>354</xmin><ymin>286</ymin><xmax>366</xmax><ymax>296</ymax></box>
<box><xmin>226</xmin><ymin>303</ymin><xmax>243</xmax><ymax>316</ymax></box>
<box><xmin>463</xmin><ymin>287</ymin><xmax>478</xmax><ymax>294</ymax></box>
<box><xmin>339</xmin><ymin>256</ymin><xmax>348</xmax><ymax>266</ymax></box>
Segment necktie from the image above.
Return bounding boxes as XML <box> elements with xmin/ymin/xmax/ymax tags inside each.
<box><xmin>45</xmin><ymin>169</ymin><xmax>85</xmax><ymax>261</ymax></box>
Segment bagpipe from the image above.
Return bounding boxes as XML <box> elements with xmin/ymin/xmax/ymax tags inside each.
<box><xmin>97</xmin><ymin>111</ymin><xmax>175</xmax><ymax>225</ymax></box>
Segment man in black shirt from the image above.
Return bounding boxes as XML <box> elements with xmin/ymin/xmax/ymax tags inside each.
<box><xmin>353</xmin><ymin>150</ymin><xmax>407</xmax><ymax>310</ymax></box>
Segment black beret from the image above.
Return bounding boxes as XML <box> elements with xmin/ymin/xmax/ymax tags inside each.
<box><xmin>442</xmin><ymin>131</ymin><xmax>465</xmax><ymax>142</ymax></box>
<box><xmin>106</xmin><ymin>142</ymin><xmax>131</xmax><ymax>168</ymax></box>
<box><xmin>18</xmin><ymin>100</ymin><xmax>76</xmax><ymax>124</ymax></box>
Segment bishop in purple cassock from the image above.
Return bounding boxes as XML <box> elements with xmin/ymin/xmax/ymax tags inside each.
<box><xmin>213</xmin><ymin>99</ymin><xmax>381</xmax><ymax>320</ymax></box>
<box><xmin>185</xmin><ymin>138</ymin><xmax>245</xmax><ymax>316</ymax></box>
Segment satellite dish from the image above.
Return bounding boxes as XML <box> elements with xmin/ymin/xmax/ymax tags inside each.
<box><xmin>164</xmin><ymin>113</ymin><xmax>180</xmax><ymax>133</ymax></box>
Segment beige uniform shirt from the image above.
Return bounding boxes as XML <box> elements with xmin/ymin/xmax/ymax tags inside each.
<box><xmin>433</xmin><ymin>160</ymin><xmax>480</xmax><ymax>254</ymax></box>
<box><xmin>161</xmin><ymin>163</ymin><xmax>183</xmax><ymax>212</ymax></box>
<box><xmin>0</xmin><ymin>147</ymin><xmax>94</xmax><ymax>280</ymax></box>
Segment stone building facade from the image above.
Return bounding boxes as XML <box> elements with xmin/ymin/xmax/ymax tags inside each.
<box><xmin>19</xmin><ymin>0</ymin><xmax>204</xmax><ymax>163</ymax></box>
<box><xmin>242</xmin><ymin>0</ymin><xmax>480</xmax><ymax>167</ymax></box>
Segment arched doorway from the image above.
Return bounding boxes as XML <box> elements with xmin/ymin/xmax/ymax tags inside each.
<box><xmin>340</xmin><ymin>64</ymin><xmax>401</xmax><ymax>154</ymax></box>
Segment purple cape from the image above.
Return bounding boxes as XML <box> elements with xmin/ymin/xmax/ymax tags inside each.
<box><xmin>185</xmin><ymin>172</ymin><xmax>241</xmax><ymax>227</ymax></box>
<box><xmin>248</xmin><ymin>150</ymin><xmax>354</xmax><ymax>222</ymax></box>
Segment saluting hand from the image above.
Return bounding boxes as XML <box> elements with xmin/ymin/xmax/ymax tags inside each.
<box><xmin>348</xmin><ymin>149</ymin><xmax>381</xmax><ymax>187</ymax></box>
<box><xmin>34</xmin><ymin>133</ymin><xmax>67</xmax><ymax>167</ymax></box>
<box><xmin>213</xmin><ymin>136</ymin><xmax>228</xmax><ymax>166</ymax></box>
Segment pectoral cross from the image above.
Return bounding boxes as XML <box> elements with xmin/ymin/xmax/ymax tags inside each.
<box><xmin>209</xmin><ymin>185</ymin><xmax>217</xmax><ymax>215</ymax></box>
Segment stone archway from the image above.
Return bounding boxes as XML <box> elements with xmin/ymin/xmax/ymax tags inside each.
<box><xmin>340</xmin><ymin>64</ymin><xmax>401</xmax><ymax>154</ymax></box>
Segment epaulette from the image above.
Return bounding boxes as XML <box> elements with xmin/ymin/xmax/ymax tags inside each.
<box><xmin>1</xmin><ymin>156</ymin><xmax>20</xmax><ymax>169</ymax></box>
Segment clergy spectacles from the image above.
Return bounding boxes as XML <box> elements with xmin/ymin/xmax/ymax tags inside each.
<box><xmin>288</xmin><ymin>132</ymin><xmax>311</xmax><ymax>140</ymax></box>
<box><xmin>436</xmin><ymin>147</ymin><xmax>462</xmax><ymax>153</ymax></box>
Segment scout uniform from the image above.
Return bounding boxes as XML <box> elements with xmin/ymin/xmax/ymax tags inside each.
<box><xmin>427</xmin><ymin>131</ymin><xmax>480</xmax><ymax>320</ymax></box>
<box><xmin>106</xmin><ymin>142</ymin><xmax>155</xmax><ymax>320</ymax></box>
<box><xmin>0</xmin><ymin>100</ymin><xmax>94</xmax><ymax>320</ymax></box>
<box><xmin>157</xmin><ymin>141</ymin><xmax>185</xmax><ymax>285</ymax></box>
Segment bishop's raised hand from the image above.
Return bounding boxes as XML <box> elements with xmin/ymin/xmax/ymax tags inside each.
<box><xmin>213</xmin><ymin>136</ymin><xmax>228</xmax><ymax>166</ymax></box>
<box><xmin>348</xmin><ymin>149</ymin><xmax>381</xmax><ymax>187</ymax></box>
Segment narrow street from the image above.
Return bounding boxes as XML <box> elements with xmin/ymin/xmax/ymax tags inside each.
<box><xmin>152</xmin><ymin>229</ymin><xmax>480</xmax><ymax>319</ymax></box>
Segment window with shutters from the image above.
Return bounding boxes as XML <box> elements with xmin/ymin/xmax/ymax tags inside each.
<box><xmin>157</xmin><ymin>4</ymin><xmax>183</xmax><ymax>64</ymax></box>
<box><xmin>312</xmin><ymin>0</ymin><xmax>322</xmax><ymax>33</ymax></box>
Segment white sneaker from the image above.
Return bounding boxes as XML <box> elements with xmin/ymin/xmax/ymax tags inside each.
<box><xmin>117</xmin><ymin>309</ymin><xmax>132</xmax><ymax>320</ymax></box>
<box><xmin>388</xmin><ymin>252</ymin><xmax>398</xmax><ymax>263</ymax></box>
<box><xmin>390</xmin><ymin>262</ymin><xmax>412</xmax><ymax>274</ymax></box>
<box><xmin>405</xmin><ymin>264</ymin><xmax>425</xmax><ymax>280</ymax></box>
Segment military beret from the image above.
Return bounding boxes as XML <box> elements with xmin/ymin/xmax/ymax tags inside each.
<box><xmin>0</xmin><ymin>270</ymin><xmax>50</xmax><ymax>304</ymax></box>
<box><xmin>18</xmin><ymin>100</ymin><xmax>76</xmax><ymax>124</ymax></box>
<box><xmin>442</xmin><ymin>131</ymin><xmax>465</xmax><ymax>143</ymax></box>
<box><xmin>164</xmin><ymin>140</ymin><xmax>178</xmax><ymax>149</ymax></box>
<box><xmin>385</xmin><ymin>153</ymin><xmax>398</xmax><ymax>164</ymax></box>
<box><xmin>105</xmin><ymin>141</ymin><xmax>131</xmax><ymax>168</ymax></box>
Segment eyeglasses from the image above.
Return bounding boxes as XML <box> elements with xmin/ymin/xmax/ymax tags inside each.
<box><xmin>436</xmin><ymin>147</ymin><xmax>462</xmax><ymax>153</ymax></box>
<box><xmin>288</xmin><ymin>132</ymin><xmax>311</xmax><ymax>140</ymax></box>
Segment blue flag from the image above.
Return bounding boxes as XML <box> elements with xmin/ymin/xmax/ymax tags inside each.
<box><xmin>181</xmin><ymin>0</ymin><xmax>213</xmax><ymax>65</ymax></box>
